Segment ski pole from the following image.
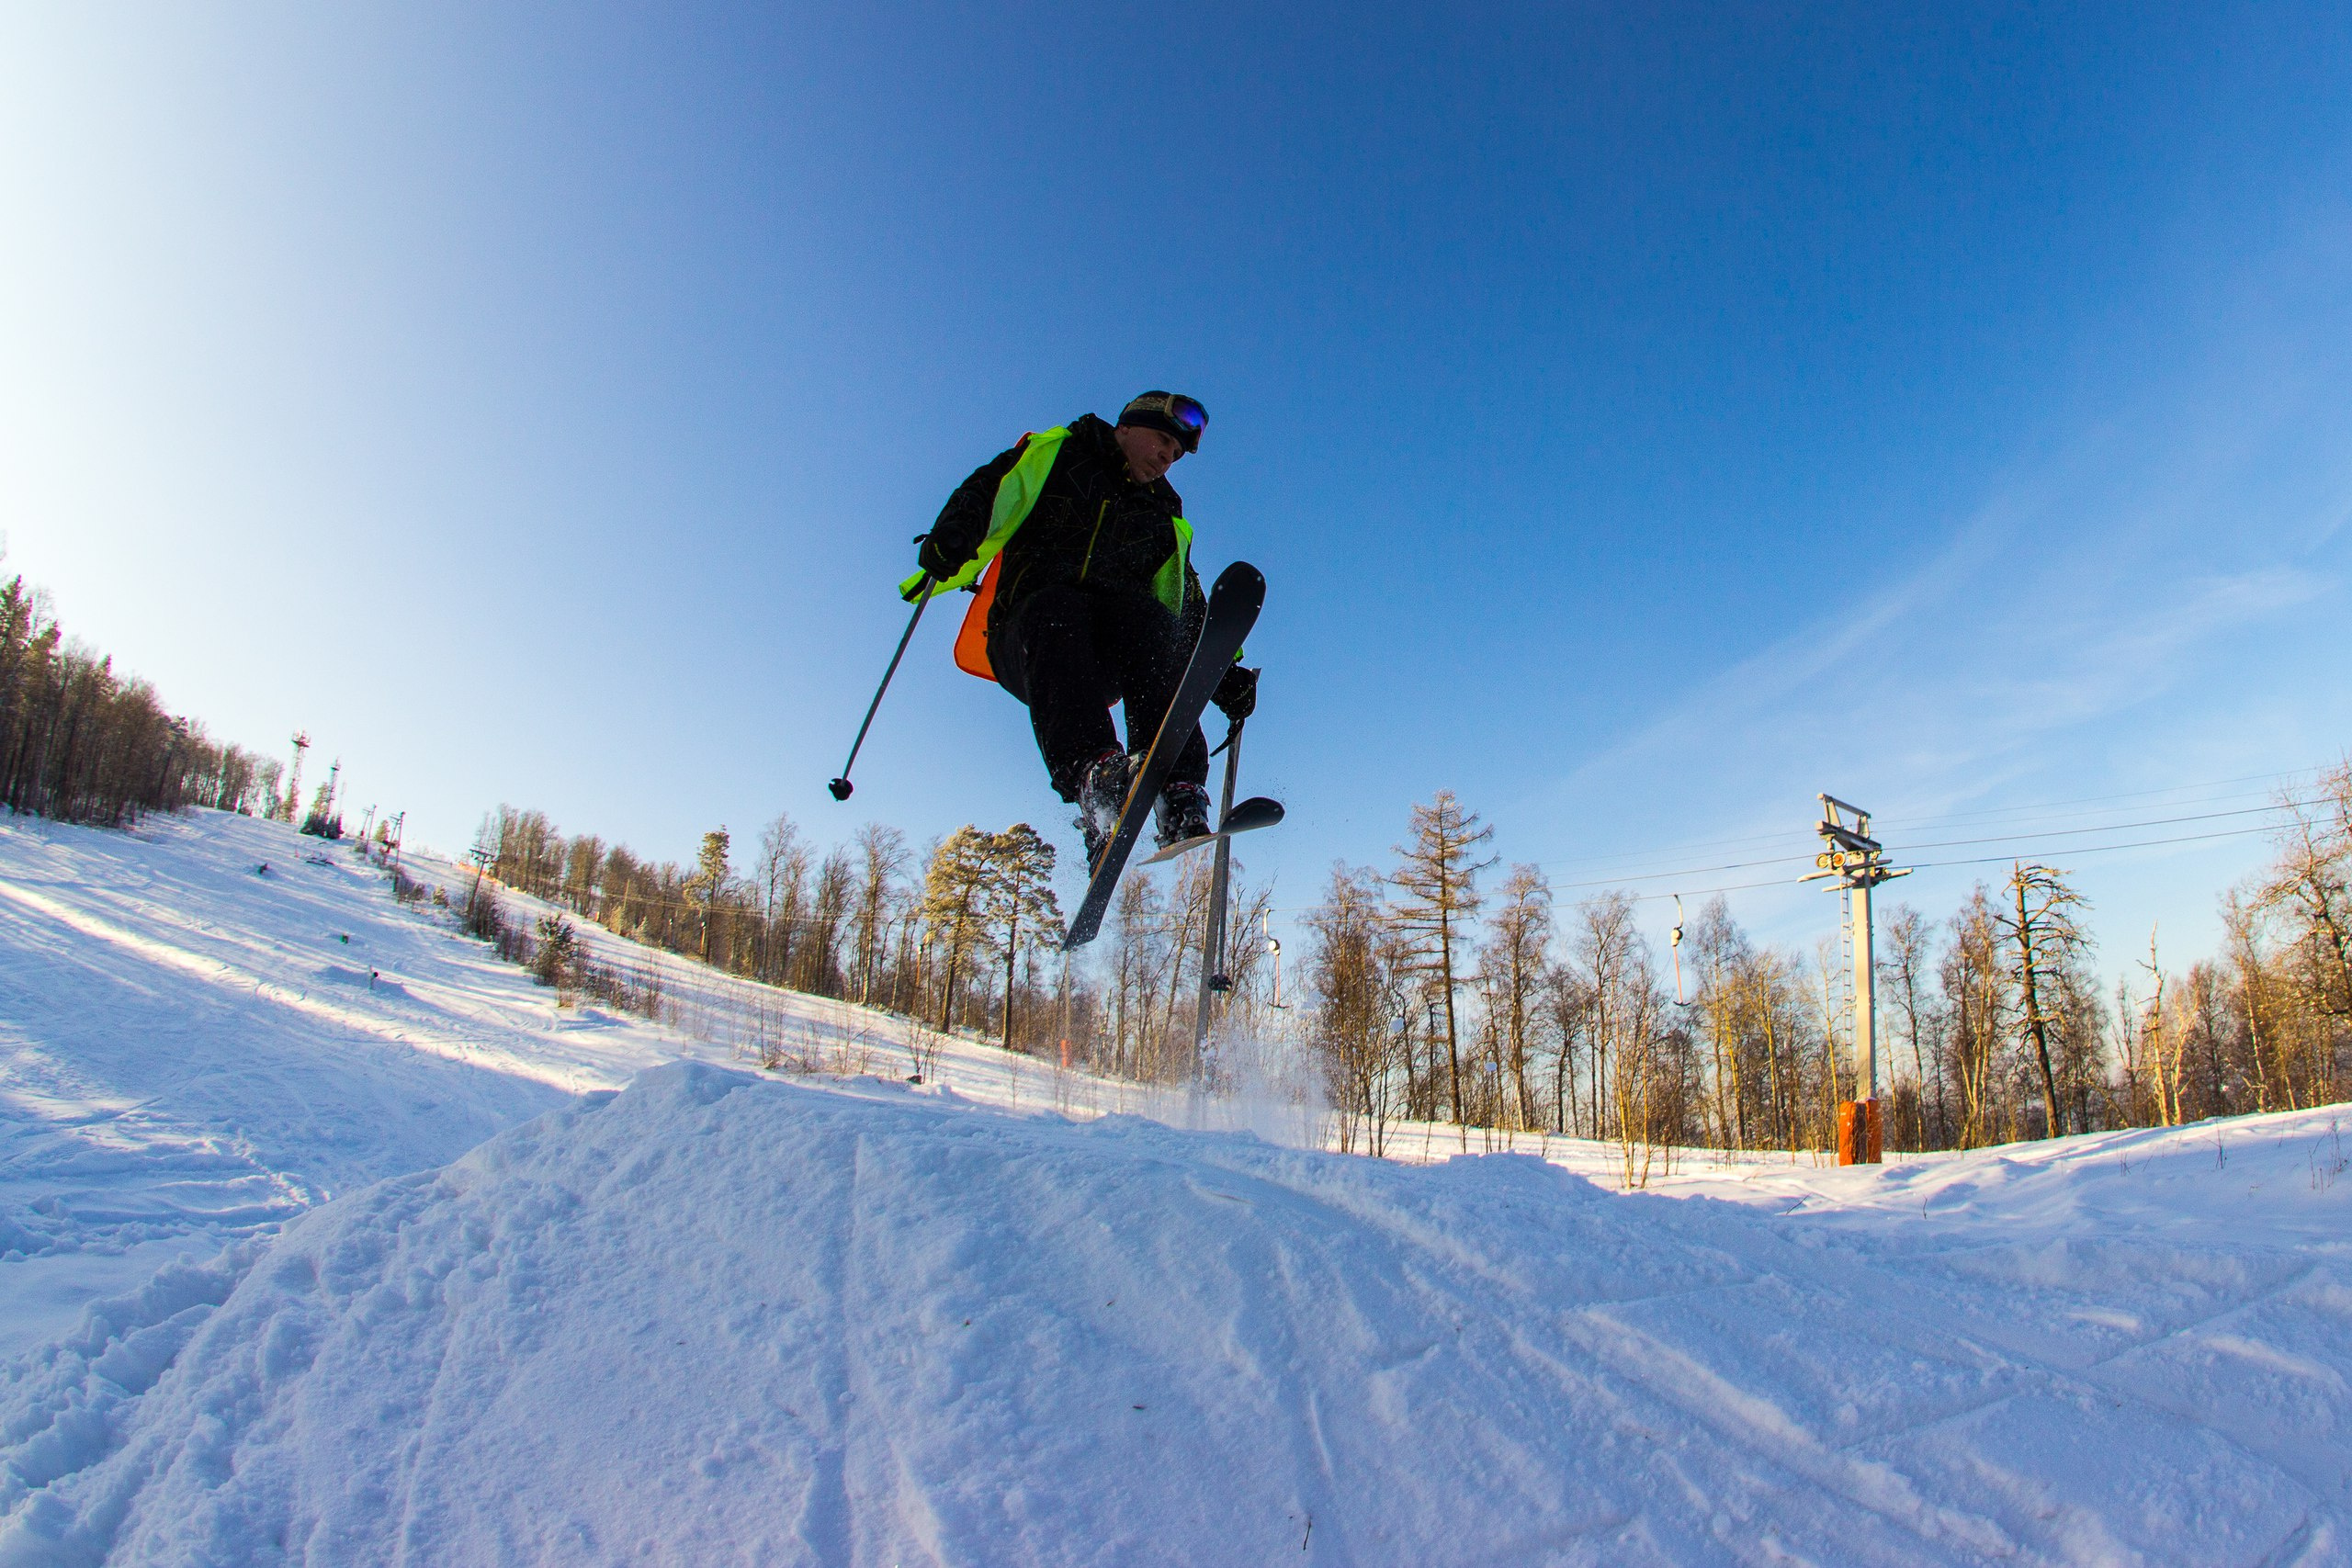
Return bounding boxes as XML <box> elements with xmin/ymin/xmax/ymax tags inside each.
<box><xmin>829</xmin><ymin>574</ymin><xmax>933</xmax><ymax>801</ymax></box>
<box><xmin>1195</xmin><ymin>716</ymin><xmax>1243</xmax><ymax>1051</ymax></box>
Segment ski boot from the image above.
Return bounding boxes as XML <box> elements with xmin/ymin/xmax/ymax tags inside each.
<box><xmin>1154</xmin><ymin>781</ymin><xmax>1213</xmax><ymax>852</ymax></box>
<box><xmin>1074</xmin><ymin>747</ymin><xmax>1130</xmax><ymax>869</ymax></box>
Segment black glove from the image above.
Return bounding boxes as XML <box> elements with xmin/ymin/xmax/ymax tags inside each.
<box><xmin>914</xmin><ymin>533</ymin><xmax>965</xmax><ymax>585</ymax></box>
<box><xmin>1212</xmin><ymin>663</ymin><xmax>1259</xmax><ymax>722</ymax></box>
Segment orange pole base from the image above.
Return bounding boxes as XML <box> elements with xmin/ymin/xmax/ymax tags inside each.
<box><xmin>1837</xmin><ymin>1100</ymin><xmax>1883</xmax><ymax>1166</ymax></box>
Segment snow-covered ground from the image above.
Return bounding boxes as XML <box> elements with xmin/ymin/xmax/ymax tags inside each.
<box><xmin>3</xmin><ymin>810</ymin><xmax>2347</xmax><ymax>1564</ymax></box>
<box><xmin>0</xmin><ymin>809</ymin><xmax>1194</xmax><ymax>1358</ymax></box>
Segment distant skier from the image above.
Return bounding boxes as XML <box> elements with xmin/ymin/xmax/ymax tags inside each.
<box><xmin>905</xmin><ymin>392</ymin><xmax>1258</xmax><ymax>866</ymax></box>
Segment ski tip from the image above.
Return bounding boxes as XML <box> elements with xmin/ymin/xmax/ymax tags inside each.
<box><xmin>1210</xmin><ymin>559</ymin><xmax>1266</xmax><ymax>608</ymax></box>
<box><xmin>1224</xmin><ymin>795</ymin><xmax>1283</xmax><ymax>830</ymax></box>
<box><xmin>1138</xmin><ymin>799</ymin><xmax>1284</xmax><ymax>864</ymax></box>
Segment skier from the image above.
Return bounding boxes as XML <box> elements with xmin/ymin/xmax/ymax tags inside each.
<box><xmin>905</xmin><ymin>392</ymin><xmax>1258</xmax><ymax>867</ymax></box>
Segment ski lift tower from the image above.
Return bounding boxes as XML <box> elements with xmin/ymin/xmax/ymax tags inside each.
<box><xmin>1800</xmin><ymin>794</ymin><xmax>1909</xmax><ymax>1165</ymax></box>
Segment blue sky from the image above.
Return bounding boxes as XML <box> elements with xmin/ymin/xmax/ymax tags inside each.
<box><xmin>5</xmin><ymin>2</ymin><xmax>2350</xmax><ymax>971</ymax></box>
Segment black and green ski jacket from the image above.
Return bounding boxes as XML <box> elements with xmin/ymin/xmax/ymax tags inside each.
<box><xmin>912</xmin><ymin>413</ymin><xmax>1204</xmax><ymax>640</ymax></box>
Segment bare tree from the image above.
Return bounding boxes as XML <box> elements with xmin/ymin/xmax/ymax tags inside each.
<box><xmin>2138</xmin><ymin>929</ymin><xmax>2191</xmax><ymax>1127</ymax></box>
<box><xmin>1878</xmin><ymin>904</ymin><xmax>1945</xmax><ymax>1150</ymax></box>
<box><xmin>1107</xmin><ymin>873</ymin><xmax>1169</xmax><ymax>1079</ymax></box>
<box><xmin>1684</xmin><ymin>897</ymin><xmax>1751</xmax><ymax>1151</ymax></box>
<box><xmin>561</xmin><ymin>833</ymin><xmax>605</xmax><ymax>918</ymax></box>
<box><xmin>1160</xmin><ymin>853</ymin><xmax>1217</xmax><ymax>1071</ymax></box>
<box><xmin>756</xmin><ymin>814</ymin><xmax>810</xmax><ymax>986</ymax></box>
<box><xmin>850</xmin><ymin>823</ymin><xmax>910</xmax><ymax>1007</ymax></box>
<box><xmin>1568</xmin><ymin>891</ymin><xmax>1669</xmax><ymax>1185</ymax></box>
<box><xmin>2222</xmin><ymin>892</ymin><xmax>2290</xmax><ymax>1111</ymax></box>
<box><xmin>1391</xmin><ymin>791</ymin><xmax>1497</xmax><ymax>1126</ymax></box>
<box><xmin>1942</xmin><ymin>886</ymin><xmax>2007</xmax><ymax>1148</ymax></box>
<box><xmin>892</xmin><ymin>846</ymin><xmax>936</xmax><ymax>1014</ymax></box>
<box><xmin>1305</xmin><ymin>864</ymin><xmax>1411</xmax><ymax>1154</ymax></box>
<box><xmin>2252</xmin><ymin>761</ymin><xmax>2352</xmax><ymax>1105</ymax></box>
<box><xmin>1482</xmin><ymin>864</ymin><xmax>1553</xmax><ymax>1131</ymax></box>
<box><xmin>1544</xmin><ymin>964</ymin><xmax>1592</xmax><ymax>1136</ymax></box>
<box><xmin>797</xmin><ymin>847</ymin><xmax>854</xmax><ymax>995</ymax></box>
<box><xmin>1997</xmin><ymin>863</ymin><xmax>2091</xmax><ymax>1138</ymax></box>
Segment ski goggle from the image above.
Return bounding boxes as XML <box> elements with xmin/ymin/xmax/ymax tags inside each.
<box><xmin>1121</xmin><ymin>391</ymin><xmax>1208</xmax><ymax>453</ymax></box>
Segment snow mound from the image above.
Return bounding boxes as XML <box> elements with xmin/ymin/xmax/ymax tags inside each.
<box><xmin>0</xmin><ymin>811</ymin><xmax>627</xmax><ymax>1292</ymax></box>
<box><xmin>6</xmin><ymin>1065</ymin><xmax>2346</xmax><ymax>1566</ymax></box>
<box><xmin>2</xmin><ymin>806</ymin><xmax>1009</xmax><ymax>1361</ymax></box>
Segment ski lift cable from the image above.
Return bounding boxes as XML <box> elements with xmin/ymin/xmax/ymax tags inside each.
<box><xmin>1254</xmin><ymin>811</ymin><xmax>2293</xmax><ymax>919</ymax></box>
<box><xmin>1884</xmin><ymin>797</ymin><xmax>2318</xmax><ymax>853</ymax></box>
<box><xmin>1538</xmin><ymin>794</ymin><xmax>2327</xmax><ymax>895</ymax></box>
<box><xmin>1883</xmin><ymin>764</ymin><xmax>2332</xmax><ymax>827</ymax></box>
<box><xmin>1623</xmin><ymin>820</ymin><xmax>2286</xmax><ymax>904</ymax></box>
<box><xmin>1873</xmin><ymin>784</ymin><xmax>2296</xmax><ymax>835</ymax></box>
<box><xmin>1526</xmin><ymin>761</ymin><xmax>2329</xmax><ymax>876</ymax></box>
<box><xmin>1530</xmin><ymin>782</ymin><xmax>2284</xmax><ymax>877</ymax></box>
<box><xmin>1902</xmin><ymin>820</ymin><xmax>2289</xmax><ymax>871</ymax></box>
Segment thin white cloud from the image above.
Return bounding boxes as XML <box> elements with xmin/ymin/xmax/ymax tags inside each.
<box><xmin>1521</xmin><ymin>272</ymin><xmax>2352</xmax><ymax>964</ymax></box>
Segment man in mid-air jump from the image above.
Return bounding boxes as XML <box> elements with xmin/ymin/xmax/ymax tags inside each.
<box><xmin>907</xmin><ymin>391</ymin><xmax>1257</xmax><ymax>868</ymax></box>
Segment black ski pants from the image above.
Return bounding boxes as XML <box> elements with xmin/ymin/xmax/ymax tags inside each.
<box><xmin>991</xmin><ymin>582</ymin><xmax>1209</xmax><ymax>803</ymax></box>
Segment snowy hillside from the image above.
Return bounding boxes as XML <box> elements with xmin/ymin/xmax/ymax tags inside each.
<box><xmin>4</xmin><ymin>811</ymin><xmax>2349</xmax><ymax>1564</ymax></box>
<box><xmin>0</xmin><ymin>810</ymin><xmax>1172</xmax><ymax>1359</ymax></box>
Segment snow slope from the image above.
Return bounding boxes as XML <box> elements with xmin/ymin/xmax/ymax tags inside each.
<box><xmin>6</xmin><ymin>1066</ymin><xmax>2346</xmax><ymax>1566</ymax></box>
<box><xmin>5</xmin><ymin>809</ymin><xmax>2350</xmax><ymax>1564</ymax></box>
<box><xmin>0</xmin><ymin>808</ymin><xmax>1168</xmax><ymax>1359</ymax></box>
<box><xmin>0</xmin><ymin>810</ymin><xmax>669</xmax><ymax>1362</ymax></box>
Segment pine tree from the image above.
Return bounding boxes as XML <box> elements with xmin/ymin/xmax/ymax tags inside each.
<box><xmin>300</xmin><ymin>780</ymin><xmax>339</xmax><ymax>839</ymax></box>
<box><xmin>982</xmin><ymin>824</ymin><xmax>1060</xmax><ymax>1053</ymax></box>
<box><xmin>532</xmin><ymin>913</ymin><xmax>579</xmax><ymax>991</ymax></box>
<box><xmin>921</xmin><ymin>827</ymin><xmax>996</xmax><ymax>1032</ymax></box>
<box><xmin>688</xmin><ymin>828</ymin><xmax>731</xmax><ymax>963</ymax></box>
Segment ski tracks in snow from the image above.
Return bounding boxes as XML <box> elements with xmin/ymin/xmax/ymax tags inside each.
<box><xmin>5</xmin><ymin>811</ymin><xmax>2351</xmax><ymax>1563</ymax></box>
<box><xmin>6</xmin><ymin>1068</ymin><xmax>2346</xmax><ymax>1566</ymax></box>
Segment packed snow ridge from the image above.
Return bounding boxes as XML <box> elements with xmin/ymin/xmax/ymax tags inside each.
<box><xmin>2</xmin><ymin>812</ymin><xmax>2348</xmax><ymax>1564</ymax></box>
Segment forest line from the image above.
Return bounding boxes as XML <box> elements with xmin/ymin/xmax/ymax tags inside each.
<box><xmin>469</xmin><ymin>761</ymin><xmax>2351</xmax><ymax>1183</ymax></box>
<box><xmin>1301</xmin><ymin>784</ymin><xmax>2351</xmax><ymax>1179</ymax></box>
<box><xmin>0</xmin><ymin>570</ymin><xmax>320</xmax><ymax>828</ymax></box>
<box><xmin>7</xmin><ymin>559</ymin><xmax>2343</xmax><ymax>1172</ymax></box>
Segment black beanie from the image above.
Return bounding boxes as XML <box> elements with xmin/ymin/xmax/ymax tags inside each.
<box><xmin>1116</xmin><ymin>390</ymin><xmax>1205</xmax><ymax>454</ymax></box>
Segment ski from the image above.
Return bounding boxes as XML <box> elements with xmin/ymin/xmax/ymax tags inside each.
<box><xmin>1137</xmin><ymin>795</ymin><xmax>1284</xmax><ymax>865</ymax></box>
<box><xmin>1062</xmin><ymin>561</ymin><xmax>1264</xmax><ymax>950</ymax></box>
